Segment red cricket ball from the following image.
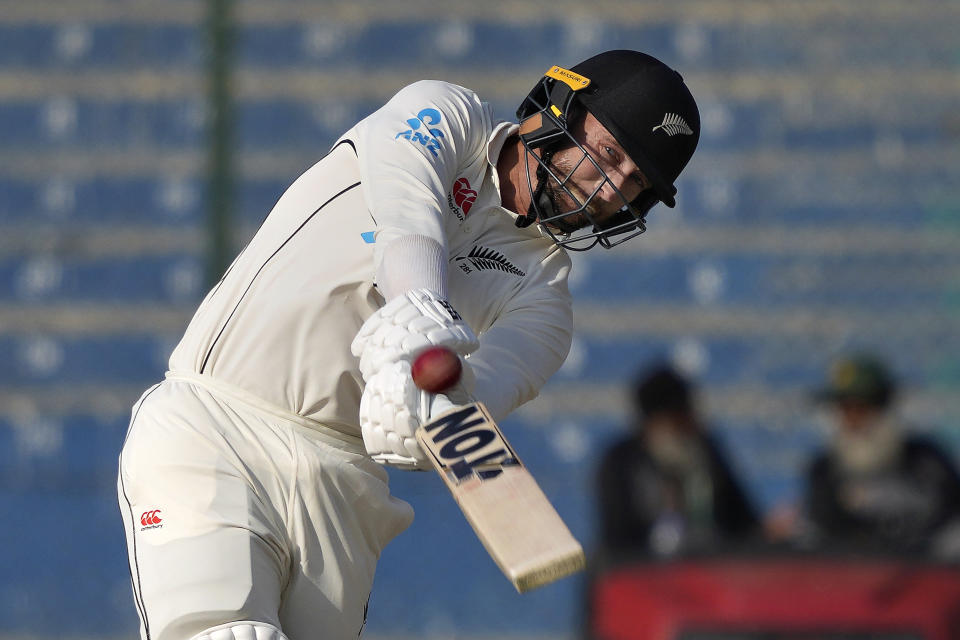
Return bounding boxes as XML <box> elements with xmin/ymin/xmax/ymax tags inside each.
<box><xmin>411</xmin><ymin>346</ymin><xmax>462</xmax><ymax>393</ymax></box>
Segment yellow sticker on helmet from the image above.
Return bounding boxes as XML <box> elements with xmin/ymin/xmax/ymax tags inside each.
<box><xmin>545</xmin><ymin>66</ymin><xmax>591</xmax><ymax>90</ymax></box>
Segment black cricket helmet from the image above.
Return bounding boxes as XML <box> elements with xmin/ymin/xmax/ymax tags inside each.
<box><xmin>515</xmin><ymin>50</ymin><xmax>700</xmax><ymax>250</ymax></box>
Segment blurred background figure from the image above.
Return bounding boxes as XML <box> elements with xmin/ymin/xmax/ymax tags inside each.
<box><xmin>596</xmin><ymin>363</ymin><xmax>759</xmax><ymax>559</ymax></box>
<box><xmin>803</xmin><ymin>353</ymin><xmax>960</xmax><ymax>556</ymax></box>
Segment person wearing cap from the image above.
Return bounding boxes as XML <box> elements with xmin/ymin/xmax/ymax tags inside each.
<box><xmin>117</xmin><ymin>51</ymin><xmax>702</xmax><ymax>639</ymax></box>
<box><xmin>596</xmin><ymin>364</ymin><xmax>759</xmax><ymax>559</ymax></box>
<box><xmin>802</xmin><ymin>354</ymin><xmax>960</xmax><ymax>555</ymax></box>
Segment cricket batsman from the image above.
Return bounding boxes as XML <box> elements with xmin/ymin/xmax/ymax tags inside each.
<box><xmin>117</xmin><ymin>49</ymin><xmax>700</xmax><ymax>640</ymax></box>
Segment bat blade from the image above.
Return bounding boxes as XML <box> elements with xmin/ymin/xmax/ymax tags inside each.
<box><xmin>416</xmin><ymin>402</ymin><xmax>585</xmax><ymax>592</ymax></box>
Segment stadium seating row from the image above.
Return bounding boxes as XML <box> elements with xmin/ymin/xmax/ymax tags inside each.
<box><xmin>0</xmin><ymin>254</ymin><xmax>204</xmax><ymax>302</ymax></box>
<box><xmin>0</xmin><ymin>24</ymin><xmax>202</xmax><ymax>68</ymax></box>
<box><xmin>2</xmin><ymin>247</ymin><xmax>956</xmax><ymax>305</ymax></box>
<box><xmin>0</xmin><ymin>334</ymin><xmax>172</xmax><ymax>385</ymax></box>
<box><xmin>0</xmin><ymin>95</ymin><xmax>951</xmax><ymax>154</ymax></box>
<box><xmin>3</xmin><ymin>20</ymin><xmax>953</xmax><ymax>71</ymax></box>
<box><xmin>0</xmin><ymin>409</ymin><xmax>820</xmax><ymax>500</ymax></box>
<box><xmin>570</xmin><ymin>252</ymin><xmax>960</xmax><ymax>307</ymax></box>
<box><xmin>0</xmin><ymin>177</ymin><xmax>205</xmax><ymax>224</ymax></box>
<box><xmin>3</xmin><ymin>169</ymin><xmax>954</xmax><ymax>228</ymax></box>
<box><xmin>0</xmin><ymin>327</ymin><xmax>954</xmax><ymax>394</ymax></box>
<box><xmin>0</xmin><ymin>99</ymin><xmax>204</xmax><ymax>148</ymax></box>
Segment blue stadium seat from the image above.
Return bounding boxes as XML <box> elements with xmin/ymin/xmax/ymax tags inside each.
<box><xmin>236</xmin><ymin>99</ymin><xmax>379</xmax><ymax>150</ymax></box>
<box><xmin>237</xmin><ymin>179</ymin><xmax>289</xmax><ymax>224</ymax></box>
<box><xmin>0</xmin><ymin>334</ymin><xmax>173</xmax><ymax>386</ymax></box>
<box><xmin>0</xmin><ymin>100</ymin><xmax>204</xmax><ymax>148</ymax></box>
<box><xmin>0</xmin><ymin>489</ymin><xmax>137</xmax><ymax>635</ymax></box>
<box><xmin>0</xmin><ymin>179</ymin><xmax>35</xmax><ymax>218</ymax></box>
<box><xmin>0</xmin><ymin>177</ymin><xmax>205</xmax><ymax>225</ymax></box>
<box><xmin>0</xmin><ymin>254</ymin><xmax>204</xmax><ymax>302</ymax></box>
<box><xmin>680</xmin><ymin>172</ymin><xmax>960</xmax><ymax>227</ymax></box>
<box><xmin>0</xmin><ymin>415</ymin><xmax>127</xmax><ymax>490</ymax></box>
<box><xmin>236</xmin><ymin>20</ymin><xmax>679</xmax><ymax>71</ymax></box>
<box><xmin>0</xmin><ymin>24</ymin><xmax>202</xmax><ymax>68</ymax></box>
<box><xmin>550</xmin><ymin>331</ymin><xmax>957</xmax><ymax>391</ymax></box>
<box><xmin>696</xmin><ymin>99</ymin><xmax>780</xmax><ymax>151</ymax></box>
<box><xmin>238</xmin><ymin>23</ymin><xmax>352</xmax><ymax>67</ymax></box>
<box><xmin>571</xmin><ymin>252</ymin><xmax>960</xmax><ymax>308</ymax></box>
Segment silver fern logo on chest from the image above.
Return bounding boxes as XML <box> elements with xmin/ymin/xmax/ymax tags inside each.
<box><xmin>455</xmin><ymin>246</ymin><xmax>525</xmax><ymax>277</ymax></box>
<box><xmin>652</xmin><ymin>113</ymin><xmax>694</xmax><ymax>137</ymax></box>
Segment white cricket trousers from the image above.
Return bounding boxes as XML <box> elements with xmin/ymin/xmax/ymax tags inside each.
<box><xmin>117</xmin><ymin>372</ymin><xmax>414</xmax><ymax>640</ymax></box>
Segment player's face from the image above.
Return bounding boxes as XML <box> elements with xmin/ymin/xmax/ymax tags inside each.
<box><xmin>835</xmin><ymin>400</ymin><xmax>883</xmax><ymax>432</ymax></box>
<box><xmin>540</xmin><ymin>112</ymin><xmax>650</xmax><ymax>230</ymax></box>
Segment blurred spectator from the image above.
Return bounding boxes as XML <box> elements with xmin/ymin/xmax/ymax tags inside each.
<box><xmin>596</xmin><ymin>363</ymin><xmax>760</xmax><ymax>558</ymax></box>
<box><xmin>802</xmin><ymin>353</ymin><xmax>960</xmax><ymax>556</ymax></box>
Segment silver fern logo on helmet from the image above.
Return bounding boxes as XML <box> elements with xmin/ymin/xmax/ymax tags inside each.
<box><xmin>652</xmin><ymin>113</ymin><xmax>694</xmax><ymax>137</ymax></box>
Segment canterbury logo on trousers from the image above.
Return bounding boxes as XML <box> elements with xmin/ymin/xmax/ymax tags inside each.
<box><xmin>140</xmin><ymin>510</ymin><xmax>163</xmax><ymax>526</ymax></box>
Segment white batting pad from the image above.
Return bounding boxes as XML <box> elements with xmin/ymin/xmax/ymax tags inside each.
<box><xmin>189</xmin><ymin>621</ymin><xmax>289</xmax><ymax>640</ymax></box>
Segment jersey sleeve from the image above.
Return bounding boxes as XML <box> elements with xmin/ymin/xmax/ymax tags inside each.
<box><xmin>344</xmin><ymin>80</ymin><xmax>494</xmax><ymax>252</ymax></box>
<box><xmin>467</xmin><ymin>250</ymin><xmax>574</xmax><ymax>422</ymax></box>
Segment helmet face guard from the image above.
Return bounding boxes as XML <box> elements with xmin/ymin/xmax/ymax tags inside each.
<box><xmin>515</xmin><ymin>53</ymin><xmax>700</xmax><ymax>251</ymax></box>
<box><xmin>515</xmin><ymin>68</ymin><xmax>657</xmax><ymax>251</ymax></box>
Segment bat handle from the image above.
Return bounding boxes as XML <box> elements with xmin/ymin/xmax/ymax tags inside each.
<box><xmin>420</xmin><ymin>388</ymin><xmax>478</xmax><ymax>422</ymax></box>
<box><xmin>418</xmin><ymin>389</ymin><xmax>433</xmax><ymax>421</ymax></box>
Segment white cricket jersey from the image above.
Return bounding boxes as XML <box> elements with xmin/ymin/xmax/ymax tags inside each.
<box><xmin>168</xmin><ymin>80</ymin><xmax>573</xmax><ymax>434</ymax></box>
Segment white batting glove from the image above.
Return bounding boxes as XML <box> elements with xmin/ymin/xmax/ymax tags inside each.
<box><xmin>351</xmin><ymin>288</ymin><xmax>479</xmax><ymax>381</ymax></box>
<box><xmin>352</xmin><ymin>289</ymin><xmax>478</xmax><ymax>468</ymax></box>
<box><xmin>358</xmin><ymin>358</ymin><xmax>475</xmax><ymax>468</ymax></box>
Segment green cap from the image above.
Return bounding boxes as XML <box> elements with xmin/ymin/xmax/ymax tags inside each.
<box><xmin>814</xmin><ymin>354</ymin><xmax>895</xmax><ymax>407</ymax></box>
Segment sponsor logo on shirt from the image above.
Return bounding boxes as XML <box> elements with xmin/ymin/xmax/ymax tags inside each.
<box><xmin>453</xmin><ymin>178</ymin><xmax>477</xmax><ymax>215</ymax></box>
<box><xmin>139</xmin><ymin>509</ymin><xmax>163</xmax><ymax>531</ymax></box>
<box><xmin>395</xmin><ymin>107</ymin><xmax>445</xmax><ymax>157</ymax></box>
<box><xmin>455</xmin><ymin>246</ymin><xmax>525</xmax><ymax>277</ymax></box>
<box><xmin>447</xmin><ymin>177</ymin><xmax>477</xmax><ymax>221</ymax></box>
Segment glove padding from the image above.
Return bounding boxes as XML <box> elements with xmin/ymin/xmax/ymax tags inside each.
<box><xmin>351</xmin><ymin>288</ymin><xmax>479</xmax><ymax>380</ymax></box>
<box><xmin>358</xmin><ymin>358</ymin><xmax>474</xmax><ymax>468</ymax></box>
<box><xmin>352</xmin><ymin>289</ymin><xmax>478</xmax><ymax>468</ymax></box>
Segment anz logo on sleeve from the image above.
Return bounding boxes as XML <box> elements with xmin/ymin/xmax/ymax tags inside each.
<box><xmin>395</xmin><ymin>107</ymin><xmax>445</xmax><ymax>157</ymax></box>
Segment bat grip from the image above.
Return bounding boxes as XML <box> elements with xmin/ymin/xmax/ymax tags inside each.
<box><xmin>420</xmin><ymin>388</ymin><xmax>478</xmax><ymax>422</ymax></box>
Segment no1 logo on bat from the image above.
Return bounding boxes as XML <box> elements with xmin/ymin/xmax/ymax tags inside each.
<box><xmin>420</xmin><ymin>404</ymin><xmax>519</xmax><ymax>483</ymax></box>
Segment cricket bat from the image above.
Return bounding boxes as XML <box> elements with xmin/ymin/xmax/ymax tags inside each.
<box><xmin>415</xmin><ymin>401</ymin><xmax>586</xmax><ymax>592</ymax></box>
